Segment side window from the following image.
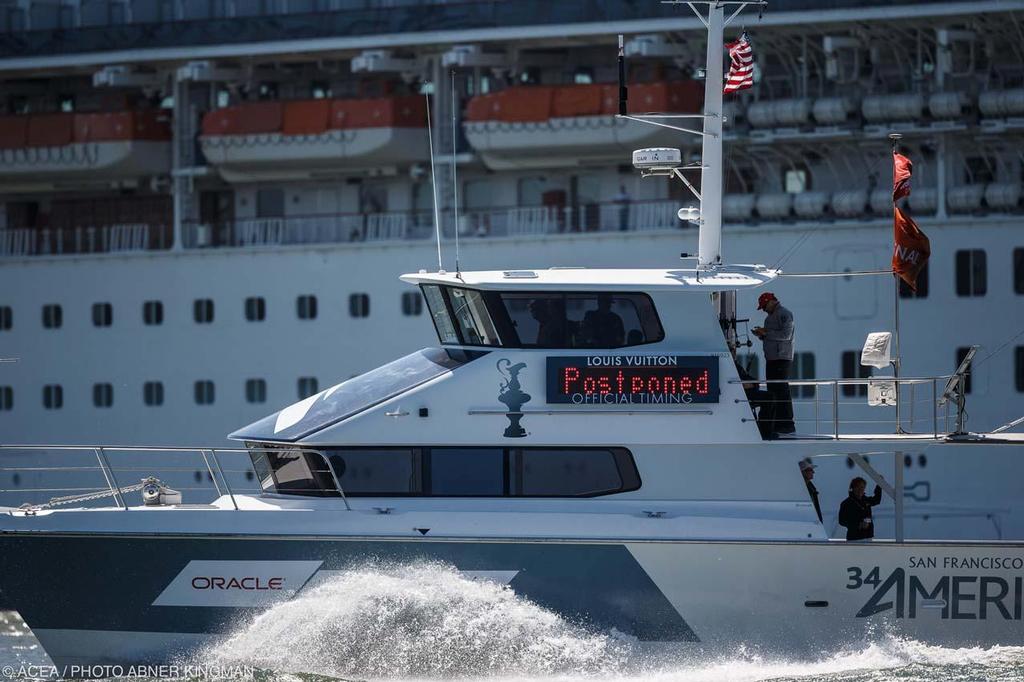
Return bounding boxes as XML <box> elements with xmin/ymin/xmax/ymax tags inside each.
<box><xmin>401</xmin><ymin>291</ymin><xmax>423</xmax><ymax>316</ymax></box>
<box><xmin>42</xmin><ymin>304</ymin><xmax>62</xmax><ymax>329</ymax></box>
<box><xmin>736</xmin><ymin>353</ymin><xmax>759</xmax><ymax>379</ymax></box>
<box><xmin>0</xmin><ymin>386</ymin><xmax>12</xmax><ymax>411</ymax></box>
<box><xmin>194</xmin><ymin>380</ymin><xmax>215</xmax><ymax>405</ymax></box>
<box><xmin>328</xmin><ymin>448</ymin><xmax>421</xmax><ymax>495</ymax></box>
<box><xmin>497</xmin><ymin>292</ymin><xmax>663</xmax><ymax>348</ymax></box>
<box><xmin>0</xmin><ymin>306</ymin><xmax>11</xmax><ymax>331</ymax></box>
<box><xmin>297</xmin><ymin>376</ymin><xmax>318</xmax><ymax>399</ymax></box>
<box><xmin>422</xmin><ymin>285</ymin><xmax>458</xmax><ymax>343</ymax></box>
<box><xmin>898</xmin><ymin>262</ymin><xmax>929</xmax><ymax>298</ymax></box>
<box><xmin>297</xmin><ymin>295</ymin><xmax>317</xmax><ymax>320</ymax></box>
<box><xmin>427</xmin><ymin>448</ymin><xmax>504</xmax><ymax>496</ymax></box>
<box><xmin>92</xmin><ymin>383</ymin><xmax>113</xmax><ymax>408</ymax></box>
<box><xmin>92</xmin><ymin>302</ymin><xmax>113</xmax><ymax>327</ymax></box>
<box><xmin>264</xmin><ymin>449</ymin><xmax>338</xmax><ymax>498</ymax></box>
<box><xmin>143</xmin><ymin>301</ymin><xmax>163</xmax><ymax>326</ymax></box>
<box><xmin>791</xmin><ymin>352</ymin><xmax>816</xmax><ymax>399</ymax></box>
<box><xmin>349</xmin><ymin>293</ymin><xmax>370</xmax><ymax>318</ymax></box>
<box><xmin>514</xmin><ymin>448</ymin><xmax>638</xmax><ymax>497</ymax></box>
<box><xmin>43</xmin><ymin>384</ymin><xmax>63</xmax><ymax>409</ymax></box>
<box><xmin>246</xmin><ymin>378</ymin><xmax>267</xmax><ymax>404</ymax></box>
<box><xmin>194</xmin><ymin>299</ymin><xmax>215</xmax><ymax>324</ymax></box>
<box><xmin>1016</xmin><ymin>347</ymin><xmax>1024</xmax><ymax>393</ymax></box>
<box><xmin>841</xmin><ymin>350</ymin><xmax>872</xmax><ymax>397</ymax></box>
<box><xmin>143</xmin><ymin>381</ymin><xmax>164</xmax><ymax>406</ymax></box>
<box><xmin>245</xmin><ymin>296</ymin><xmax>266</xmax><ymax>322</ymax></box>
<box><xmin>955</xmin><ymin>249</ymin><xmax>987</xmax><ymax>297</ymax></box>
<box><xmin>1015</xmin><ymin>248</ymin><xmax>1024</xmax><ymax>295</ymax></box>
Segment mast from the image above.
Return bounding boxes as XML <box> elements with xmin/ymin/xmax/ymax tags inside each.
<box><xmin>698</xmin><ymin>3</ymin><xmax>725</xmax><ymax>270</ymax></box>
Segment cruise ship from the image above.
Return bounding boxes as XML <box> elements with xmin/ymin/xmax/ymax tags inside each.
<box><xmin>0</xmin><ymin>0</ymin><xmax>1022</xmax><ymax>535</ymax></box>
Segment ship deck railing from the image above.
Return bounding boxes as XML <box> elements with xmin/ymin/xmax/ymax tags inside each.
<box><xmin>729</xmin><ymin>372</ymin><xmax>969</xmax><ymax>440</ymax></box>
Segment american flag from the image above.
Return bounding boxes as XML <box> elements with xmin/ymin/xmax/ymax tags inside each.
<box><xmin>724</xmin><ymin>33</ymin><xmax>754</xmax><ymax>94</ymax></box>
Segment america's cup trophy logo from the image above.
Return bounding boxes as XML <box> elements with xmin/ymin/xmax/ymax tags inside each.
<box><xmin>497</xmin><ymin>359</ymin><xmax>530</xmax><ymax>438</ymax></box>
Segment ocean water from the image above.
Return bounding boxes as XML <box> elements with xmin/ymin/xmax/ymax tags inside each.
<box><xmin>2</xmin><ymin>563</ymin><xmax>1024</xmax><ymax>681</ymax></box>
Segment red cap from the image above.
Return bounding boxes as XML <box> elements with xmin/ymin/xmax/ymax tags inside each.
<box><xmin>757</xmin><ymin>292</ymin><xmax>777</xmax><ymax>310</ymax></box>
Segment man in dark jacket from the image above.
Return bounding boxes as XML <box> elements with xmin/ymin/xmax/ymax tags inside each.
<box><xmin>800</xmin><ymin>458</ymin><xmax>822</xmax><ymax>523</ymax></box>
<box><xmin>752</xmin><ymin>292</ymin><xmax>795</xmax><ymax>436</ymax></box>
<box><xmin>838</xmin><ymin>476</ymin><xmax>883</xmax><ymax>541</ymax></box>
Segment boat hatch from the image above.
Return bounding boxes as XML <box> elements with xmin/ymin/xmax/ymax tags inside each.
<box><xmin>228</xmin><ymin>347</ymin><xmax>486</xmax><ymax>443</ymax></box>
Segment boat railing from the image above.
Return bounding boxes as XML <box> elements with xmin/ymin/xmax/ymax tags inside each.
<box><xmin>0</xmin><ymin>445</ymin><xmax>347</xmax><ymax>512</ymax></box>
<box><xmin>729</xmin><ymin>373</ymin><xmax>965</xmax><ymax>439</ymax></box>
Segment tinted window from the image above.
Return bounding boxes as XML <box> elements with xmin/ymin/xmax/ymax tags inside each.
<box><xmin>515</xmin><ymin>448</ymin><xmax>634</xmax><ymax>497</ymax></box>
<box><xmin>194</xmin><ymin>299</ymin><xmax>215</xmax><ymax>323</ymax></box>
<box><xmin>92</xmin><ymin>302</ymin><xmax>113</xmax><ymax>327</ymax></box>
<box><xmin>1015</xmin><ymin>249</ymin><xmax>1024</xmax><ymax>295</ymax></box>
<box><xmin>43</xmin><ymin>384</ymin><xmax>62</xmax><ymax>409</ymax></box>
<box><xmin>329</xmin><ymin>448</ymin><xmax>420</xmax><ymax>495</ymax></box>
<box><xmin>792</xmin><ymin>352</ymin><xmax>816</xmax><ymax>399</ymax></box>
<box><xmin>144</xmin><ymin>381</ymin><xmax>164</xmax><ymax>406</ymax></box>
<box><xmin>297</xmin><ymin>295</ymin><xmax>317</xmax><ymax>320</ymax></box>
<box><xmin>0</xmin><ymin>386</ymin><xmax>12</xmax><ymax>411</ymax></box>
<box><xmin>42</xmin><ymin>304</ymin><xmax>62</xmax><ymax>329</ymax></box>
<box><xmin>262</xmin><ymin>448</ymin><xmax>338</xmax><ymax>498</ymax></box>
<box><xmin>841</xmin><ymin>350</ymin><xmax>872</xmax><ymax>397</ymax></box>
<box><xmin>194</xmin><ymin>380</ymin><xmax>215</xmax><ymax>405</ymax></box>
<box><xmin>497</xmin><ymin>292</ymin><xmax>663</xmax><ymax>348</ymax></box>
<box><xmin>0</xmin><ymin>306</ymin><xmax>11</xmax><ymax>331</ymax></box>
<box><xmin>1016</xmin><ymin>347</ymin><xmax>1024</xmax><ymax>393</ymax></box>
<box><xmin>449</xmin><ymin>287</ymin><xmax>502</xmax><ymax>346</ymax></box>
<box><xmin>427</xmin><ymin>448</ymin><xmax>504</xmax><ymax>496</ymax></box>
<box><xmin>143</xmin><ymin>301</ymin><xmax>163</xmax><ymax>326</ymax></box>
<box><xmin>246</xmin><ymin>378</ymin><xmax>267</xmax><ymax>404</ymax></box>
<box><xmin>349</xmin><ymin>293</ymin><xmax>370</xmax><ymax>318</ymax></box>
<box><xmin>93</xmin><ymin>383</ymin><xmax>113</xmax><ymax>408</ymax></box>
<box><xmin>422</xmin><ymin>285</ymin><xmax>459</xmax><ymax>343</ymax></box>
<box><xmin>401</xmin><ymin>291</ymin><xmax>423</xmax><ymax>316</ymax></box>
<box><xmin>297</xmin><ymin>376</ymin><xmax>318</xmax><ymax>399</ymax></box>
<box><xmin>955</xmin><ymin>250</ymin><xmax>987</xmax><ymax>297</ymax></box>
<box><xmin>246</xmin><ymin>297</ymin><xmax>266</xmax><ymax>322</ymax></box>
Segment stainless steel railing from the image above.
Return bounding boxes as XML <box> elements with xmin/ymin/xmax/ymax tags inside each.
<box><xmin>730</xmin><ymin>373</ymin><xmax>962</xmax><ymax>439</ymax></box>
<box><xmin>0</xmin><ymin>445</ymin><xmax>350</xmax><ymax>511</ymax></box>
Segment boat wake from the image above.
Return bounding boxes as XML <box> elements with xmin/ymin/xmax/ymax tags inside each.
<box><xmin>203</xmin><ymin>562</ymin><xmax>1024</xmax><ymax>681</ymax></box>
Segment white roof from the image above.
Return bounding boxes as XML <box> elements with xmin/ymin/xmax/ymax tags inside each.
<box><xmin>400</xmin><ymin>265</ymin><xmax>778</xmax><ymax>291</ymax></box>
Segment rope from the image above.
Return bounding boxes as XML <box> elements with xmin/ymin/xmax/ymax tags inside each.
<box><xmin>19</xmin><ymin>481</ymin><xmax>147</xmax><ymax>512</ymax></box>
<box><xmin>777</xmin><ymin>269</ymin><xmax>894</xmax><ymax>278</ymax></box>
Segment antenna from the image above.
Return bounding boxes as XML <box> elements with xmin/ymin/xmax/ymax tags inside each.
<box><xmin>425</xmin><ymin>84</ymin><xmax>444</xmax><ymax>273</ymax></box>
<box><xmin>451</xmin><ymin>69</ymin><xmax>461</xmax><ymax>276</ymax></box>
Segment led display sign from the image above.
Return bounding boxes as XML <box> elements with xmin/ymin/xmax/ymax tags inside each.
<box><xmin>546</xmin><ymin>355</ymin><xmax>720</xmax><ymax>405</ymax></box>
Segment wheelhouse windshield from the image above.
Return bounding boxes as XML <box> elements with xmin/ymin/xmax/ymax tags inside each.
<box><xmin>420</xmin><ymin>284</ymin><xmax>663</xmax><ymax>349</ymax></box>
<box><xmin>229</xmin><ymin>347</ymin><xmax>486</xmax><ymax>443</ymax></box>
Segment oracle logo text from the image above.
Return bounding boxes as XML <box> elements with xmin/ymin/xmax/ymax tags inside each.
<box><xmin>190</xmin><ymin>576</ymin><xmax>284</xmax><ymax>591</ymax></box>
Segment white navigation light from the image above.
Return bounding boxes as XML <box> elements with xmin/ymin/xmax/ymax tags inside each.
<box><xmin>677</xmin><ymin>207</ymin><xmax>701</xmax><ymax>224</ymax></box>
<box><xmin>632</xmin><ymin>147</ymin><xmax>681</xmax><ymax>171</ymax></box>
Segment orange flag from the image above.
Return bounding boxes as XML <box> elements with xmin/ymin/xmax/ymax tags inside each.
<box><xmin>893</xmin><ymin>151</ymin><xmax>912</xmax><ymax>202</ymax></box>
<box><xmin>892</xmin><ymin>206</ymin><xmax>930</xmax><ymax>291</ymax></box>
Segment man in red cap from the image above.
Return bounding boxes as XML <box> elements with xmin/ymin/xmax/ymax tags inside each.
<box><xmin>752</xmin><ymin>292</ymin><xmax>796</xmax><ymax>436</ymax></box>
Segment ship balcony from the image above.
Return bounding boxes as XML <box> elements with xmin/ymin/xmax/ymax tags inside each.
<box><xmin>0</xmin><ymin>111</ymin><xmax>171</xmax><ymax>189</ymax></box>
<box><xmin>180</xmin><ymin>199</ymin><xmax>687</xmax><ymax>248</ymax></box>
<box><xmin>0</xmin><ymin>223</ymin><xmax>172</xmax><ymax>257</ymax></box>
<box><xmin>463</xmin><ymin>82</ymin><xmax>704</xmax><ymax>170</ymax></box>
<box><xmin>198</xmin><ymin>97</ymin><xmax>428</xmax><ymax>182</ymax></box>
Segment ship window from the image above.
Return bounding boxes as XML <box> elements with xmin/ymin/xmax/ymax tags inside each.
<box><xmin>427</xmin><ymin>448</ymin><xmax>505</xmax><ymax>496</ymax></box>
<box><xmin>143</xmin><ymin>301</ymin><xmax>163</xmax><ymax>326</ymax></box>
<box><xmin>514</xmin><ymin>448</ymin><xmax>639</xmax><ymax>497</ymax></box>
<box><xmin>246</xmin><ymin>378</ymin><xmax>267</xmax><ymax>404</ymax></box>
<box><xmin>194</xmin><ymin>380</ymin><xmax>215</xmax><ymax>405</ymax></box>
<box><xmin>791</xmin><ymin>352</ymin><xmax>815</xmax><ymax>399</ymax></box>
<box><xmin>297</xmin><ymin>376</ymin><xmax>318</xmax><ymax>399</ymax></box>
<box><xmin>841</xmin><ymin>350</ymin><xmax>872</xmax><ymax>397</ymax></box>
<box><xmin>496</xmin><ymin>292</ymin><xmax>663</xmax><ymax>349</ymax></box>
<box><xmin>0</xmin><ymin>306</ymin><xmax>11</xmax><ymax>331</ymax></box>
<box><xmin>261</xmin><ymin>448</ymin><xmax>339</xmax><ymax>498</ymax></box>
<box><xmin>898</xmin><ymin>262</ymin><xmax>929</xmax><ymax>298</ymax></box>
<box><xmin>1014</xmin><ymin>248</ymin><xmax>1024</xmax><ymax>295</ymax></box>
<box><xmin>0</xmin><ymin>386</ymin><xmax>12</xmax><ymax>411</ymax></box>
<box><xmin>92</xmin><ymin>302</ymin><xmax>113</xmax><ymax>327</ymax></box>
<box><xmin>955</xmin><ymin>249</ymin><xmax>987</xmax><ymax>297</ymax></box>
<box><xmin>194</xmin><ymin>299</ymin><xmax>215</xmax><ymax>324</ymax></box>
<box><xmin>297</xmin><ymin>295</ymin><xmax>317</xmax><ymax>320</ymax></box>
<box><xmin>449</xmin><ymin>288</ymin><xmax>502</xmax><ymax>346</ymax></box>
<box><xmin>349</xmin><ymin>293</ymin><xmax>370</xmax><ymax>318</ymax></box>
<box><xmin>422</xmin><ymin>285</ymin><xmax>459</xmax><ymax>343</ymax></box>
<box><xmin>92</xmin><ymin>383</ymin><xmax>113</xmax><ymax>408</ymax></box>
<box><xmin>43</xmin><ymin>384</ymin><xmax>62</xmax><ymax>410</ymax></box>
<box><xmin>42</xmin><ymin>304</ymin><xmax>62</xmax><ymax>329</ymax></box>
<box><xmin>245</xmin><ymin>296</ymin><xmax>266</xmax><ymax>322</ymax></box>
<box><xmin>328</xmin><ymin>448</ymin><xmax>421</xmax><ymax>496</ymax></box>
<box><xmin>737</xmin><ymin>353</ymin><xmax>759</xmax><ymax>379</ymax></box>
<box><xmin>1016</xmin><ymin>347</ymin><xmax>1024</xmax><ymax>392</ymax></box>
<box><xmin>143</xmin><ymin>381</ymin><xmax>164</xmax><ymax>406</ymax></box>
<box><xmin>956</xmin><ymin>347</ymin><xmax>973</xmax><ymax>394</ymax></box>
<box><xmin>401</xmin><ymin>291</ymin><xmax>423</xmax><ymax>316</ymax></box>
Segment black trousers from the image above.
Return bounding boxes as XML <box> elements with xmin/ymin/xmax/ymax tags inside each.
<box><xmin>765</xmin><ymin>359</ymin><xmax>795</xmax><ymax>433</ymax></box>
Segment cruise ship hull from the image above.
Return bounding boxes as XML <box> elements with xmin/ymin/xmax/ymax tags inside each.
<box><xmin>3</xmin><ymin>531</ymin><xmax>1022</xmax><ymax>671</ymax></box>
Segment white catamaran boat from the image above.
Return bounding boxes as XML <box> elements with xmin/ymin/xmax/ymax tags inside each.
<box><xmin>2</xmin><ymin>1</ymin><xmax>1023</xmax><ymax>671</ymax></box>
